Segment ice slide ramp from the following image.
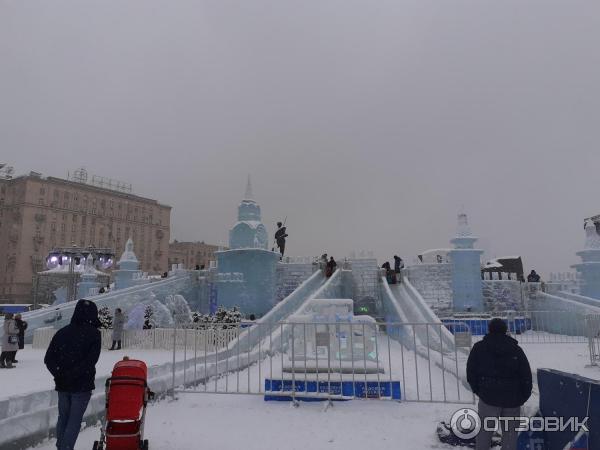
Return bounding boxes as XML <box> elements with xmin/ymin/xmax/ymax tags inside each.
<box><xmin>4</xmin><ymin>271</ymin><xmax>199</xmax><ymax>343</ymax></box>
<box><xmin>381</xmin><ymin>276</ymin><xmax>456</xmax><ymax>354</ymax></box>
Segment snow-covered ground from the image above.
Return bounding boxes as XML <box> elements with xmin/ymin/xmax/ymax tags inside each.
<box><xmin>30</xmin><ymin>395</ymin><xmax>465</xmax><ymax>450</ymax></box>
<box><xmin>16</xmin><ymin>338</ymin><xmax>597</xmax><ymax>450</ymax></box>
<box><xmin>1</xmin><ymin>347</ymin><xmax>176</xmax><ymax>401</ymax></box>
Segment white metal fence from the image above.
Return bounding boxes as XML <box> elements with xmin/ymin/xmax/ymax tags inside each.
<box><xmin>170</xmin><ymin>321</ymin><xmax>476</xmax><ymax>404</ymax></box>
<box><xmin>32</xmin><ymin>326</ymin><xmax>239</xmax><ymax>351</ymax></box>
<box><xmin>586</xmin><ymin>314</ymin><xmax>600</xmax><ymax>366</ymax></box>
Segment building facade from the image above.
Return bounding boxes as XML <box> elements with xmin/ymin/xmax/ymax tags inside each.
<box><xmin>0</xmin><ymin>172</ymin><xmax>171</xmax><ymax>303</ymax></box>
<box><xmin>168</xmin><ymin>240</ymin><xmax>221</xmax><ymax>269</ymax></box>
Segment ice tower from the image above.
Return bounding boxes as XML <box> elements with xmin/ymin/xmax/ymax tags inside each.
<box><xmin>216</xmin><ymin>177</ymin><xmax>279</xmax><ymax>316</ymax></box>
<box><xmin>449</xmin><ymin>212</ymin><xmax>484</xmax><ymax>312</ymax></box>
<box><xmin>572</xmin><ymin>220</ymin><xmax>600</xmax><ymax>299</ymax></box>
<box><xmin>113</xmin><ymin>238</ymin><xmax>142</xmax><ymax>290</ymax></box>
<box><xmin>76</xmin><ymin>257</ymin><xmax>102</xmax><ymax>298</ymax></box>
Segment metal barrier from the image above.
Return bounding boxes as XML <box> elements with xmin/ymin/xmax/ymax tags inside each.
<box><xmin>170</xmin><ymin>321</ymin><xmax>475</xmax><ymax>404</ymax></box>
<box><xmin>32</xmin><ymin>326</ymin><xmax>239</xmax><ymax>351</ymax></box>
<box><xmin>586</xmin><ymin>314</ymin><xmax>600</xmax><ymax>366</ymax></box>
<box><xmin>445</xmin><ymin>311</ymin><xmax>589</xmax><ymax>345</ymax></box>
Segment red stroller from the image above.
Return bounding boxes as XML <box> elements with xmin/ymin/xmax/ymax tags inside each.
<box><xmin>93</xmin><ymin>358</ymin><xmax>154</xmax><ymax>450</ymax></box>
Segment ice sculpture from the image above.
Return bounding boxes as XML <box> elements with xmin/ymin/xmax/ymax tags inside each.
<box><xmin>284</xmin><ymin>299</ymin><xmax>383</xmax><ymax>374</ymax></box>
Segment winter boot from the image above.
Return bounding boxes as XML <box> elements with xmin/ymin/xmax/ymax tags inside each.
<box><xmin>117</xmin><ymin>340</ymin><xmax>122</xmax><ymax>350</ymax></box>
<box><xmin>109</xmin><ymin>341</ymin><xmax>116</xmax><ymax>350</ymax></box>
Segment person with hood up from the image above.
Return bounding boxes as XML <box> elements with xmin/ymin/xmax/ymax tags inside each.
<box><xmin>1</xmin><ymin>313</ymin><xmax>19</xmax><ymax>368</ymax></box>
<box><xmin>466</xmin><ymin>318</ymin><xmax>532</xmax><ymax>450</ymax></box>
<box><xmin>110</xmin><ymin>308</ymin><xmax>125</xmax><ymax>350</ymax></box>
<box><xmin>44</xmin><ymin>299</ymin><xmax>101</xmax><ymax>450</ymax></box>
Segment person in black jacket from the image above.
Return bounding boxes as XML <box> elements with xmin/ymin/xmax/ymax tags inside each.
<box><xmin>274</xmin><ymin>221</ymin><xmax>288</xmax><ymax>259</ymax></box>
<box><xmin>466</xmin><ymin>318</ymin><xmax>532</xmax><ymax>450</ymax></box>
<box><xmin>44</xmin><ymin>299</ymin><xmax>101</xmax><ymax>450</ymax></box>
<box><xmin>13</xmin><ymin>314</ymin><xmax>27</xmax><ymax>363</ymax></box>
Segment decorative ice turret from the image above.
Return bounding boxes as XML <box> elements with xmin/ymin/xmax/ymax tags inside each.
<box><xmin>113</xmin><ymin>238</ymin><xmax>142</xmax><ymax>290</ymax></box>
<box><xmin>229</xmin><ymin>176</ymin><xmax>269</xmax><ymax>249</ymax></box>
<box><xmin>571</xmin><ymin>220</ymin><xmax>600</xmax><ymax>299</ymax></box>
<box><xmin>216</xmin><ymin>176</ymin><xmax>279</xmax><ymax>316</ymax></box>
<box><xmin>76</xmin><ymin>257</ymin><xmax>102</xmax><ymax>299</ymax></box>
<box><xmin>449</xmin><ymin>212</ymin><xmax>484</xmax><ymax>312</ymax></box>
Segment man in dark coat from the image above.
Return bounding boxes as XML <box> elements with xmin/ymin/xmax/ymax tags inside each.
<box><xmin>13</xmin><ymin>313</ymin><xmax>27</xmax><ymax>363</ymax></box>
<box><xmin>393</xmin><ymin>255</ymin><xmax>404</xmax><ymax>273</ymax></box>
<box><xmin>526</xmin><ymin>270</ymin><xmax>541</xmax><ymax>283</ymax></box>
<box><xmin>44</xmin><ymin>299</ymin><xmax>101</xmax><ymax>450</ymax></box>
<box><xmin>274</xmin><ymin>221</ymin><xmax>288</xmax><ymax>258</ymax></box>
<box><xmin>467</xmin><ymin>318</ymin><xmax>532</xmax><ymax>450</ymax></box>
<box><xmin>325</xmin><ymin>256</ymin><xmax>337</xmax><ymax>277</ymax></box>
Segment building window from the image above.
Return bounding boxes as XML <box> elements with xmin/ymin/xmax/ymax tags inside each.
<box><xmin>38</xmin><ymin>198</ymin><xmax>44</xmax><ymax>205</ymax></box>
<box><xmin>39</xmin><ymin>187</ymin><xmax>45</xmax><ymax>195</ymax></box>
<box><xmin>71</xmin><ymin>224</ymin><xmax>76</xmax><ymax>232</ymax></box>
<box><xmin>61</xmin><ymin>223</ymin><xmax>66</xmax><ymax>232</ymax></box>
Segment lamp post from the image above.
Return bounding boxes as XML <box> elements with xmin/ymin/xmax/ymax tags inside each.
<box><xmin>45</xmin><ymin>245</ymin><xmax>116</xmax><ymax>303</ymax></box>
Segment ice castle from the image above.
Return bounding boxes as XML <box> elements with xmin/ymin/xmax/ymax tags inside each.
<box><xmin>215</xmin><ymin>177</ymin><xmax>279</xmax><ymax>316</ymax></box>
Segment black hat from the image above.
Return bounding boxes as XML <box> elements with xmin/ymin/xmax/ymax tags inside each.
<box><xmin>488</xmin><ymin>318</ymin><xmax>508</xmax><ymax>334</ymax></box>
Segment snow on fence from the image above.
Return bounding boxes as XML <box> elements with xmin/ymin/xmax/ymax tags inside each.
<box><xmin>32</xmin><ymin>326</ymin><xmax>240</xmax><ymax>351</ymax></box>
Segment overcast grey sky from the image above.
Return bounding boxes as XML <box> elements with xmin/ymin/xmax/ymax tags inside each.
<box><xmin>2</xmin><ymin>0</ymin><xmax>599</xmax><ymax>276</ymax></box>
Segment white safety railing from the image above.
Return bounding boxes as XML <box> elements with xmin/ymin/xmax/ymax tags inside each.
<box><xmin>586</xmin><ymin>314</ymin><xmax>600</xmax><ymax>366</ymax></box>
<box><xmin>170</xmin><ymin>321</ymin><xmax>475</xmax><ymax>404</ymax></box>
<box><xmin>32</xmin><ymin>326</ymin><xmax>239</xmax><ymax>351</ymax></box>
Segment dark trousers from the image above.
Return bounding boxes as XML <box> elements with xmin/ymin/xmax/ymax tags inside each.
<box><xmin>56</xmin><ymin>391</ymin><xmax>92</xmax><ymax>450</ymax></box>
<box><xmin>110</xmin><ymin>340</ymin><xmax>121</xmax><ymax>350</ymax></box>
<box><xmin>0</xmin><ymin>351</ymin><xmax>16</xmax><ymax>365</ymax></box>
<box><xmin>277</xmin><ymin>241</ymin><xmax>285</xmax><ymax>257</ymax></box>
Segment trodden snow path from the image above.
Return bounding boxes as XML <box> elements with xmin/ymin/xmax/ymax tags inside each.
<box><xmin>0</xmin><ymin>346</ymin><xmax>176</xmax><ymax>401</ymax></box>
<box><xmin>30</xmin><ymin>394</ymin><xmax>465</xmax><ymax>450</ymax></box>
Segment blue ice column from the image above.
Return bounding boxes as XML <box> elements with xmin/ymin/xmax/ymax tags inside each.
<box><xmin>572</xmin><ymin>220</ymin><xmax>600</xmax><ymax>300</ymax></box>
<box><xmin>216</xmin><ymin>249</ymin><xmax>279</xmax><ymax>316</ymax></box>
<box><xmin>77</xmin><ymin>267</ymin><xmax>100</xmax><ymax>299</ymax></box>
<box><xmin>113</xmin><ymin>238</ymin><xmax>142</xmax><ymax>290</ymax></box>
<box><xmin>449</xmin><ymin>213</ymin><xmax>484</xmax><ymax>312</ymax></box>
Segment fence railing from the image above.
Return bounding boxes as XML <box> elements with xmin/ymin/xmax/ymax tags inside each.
<box><xmin>170</xmin><ymin>321</ymin><xmax>475</xmax><ymax>404</ymax></box>
<box><xmin>586</xmin><ymin>314</ymin><xmax>600</xmax><ymax>366</ymax></box>
<box><xmin>32</xmin><ymin>326</ymin><xmax>239</xmax><ymax>351</ymax></box>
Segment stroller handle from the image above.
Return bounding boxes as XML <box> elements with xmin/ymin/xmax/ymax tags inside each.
<box><xmin>105</xmin><ymin>376</ymin><xmax>148</xmax><ymax>388</ymax></box>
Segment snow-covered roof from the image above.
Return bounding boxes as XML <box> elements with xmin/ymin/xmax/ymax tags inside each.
<box><xmin>419</xmin><ymin>248</ymin><xmax>452</xmax><ymax>255</ymax></box>
<box><xmin>41</xmin><ymin>264</ymin><xmax>106</xmax><ymax>276</ymax></box>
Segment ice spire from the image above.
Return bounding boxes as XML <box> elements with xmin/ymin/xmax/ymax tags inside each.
<box><xmin>456</xmin><ymin>212</ymin><xmax>473</xmax><ymax>238</ymax></box>
<box><xmin>244</xmin><ymin>174</ymin><xmax>253</xmax><ymax>200</ymax></box>
<box><xmin>584</xmin><ymin>220</ymin><xmax>600</xmax><ymax>250</ymax></box>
